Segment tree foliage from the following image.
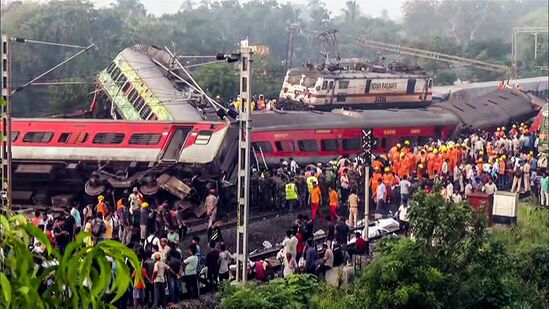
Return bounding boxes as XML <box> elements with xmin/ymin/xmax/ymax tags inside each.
<box><xmin>0</xmin><ymin>214</ymin><xmax>140</xmax><ymax>308</ymax></box>
<box><xmin>221</xmin><ymin>194</ymin><xmax>549</xmax><ymax>308</ymax></box>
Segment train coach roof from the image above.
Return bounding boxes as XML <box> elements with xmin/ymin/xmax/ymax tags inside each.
<box><xmin>288</xmin><ymin>66</ymin><xmax>429</xmax><ymax>79</ymax></box>
<box><xmin>437</xmin><ymin>89</ymin><xmax>536</xmax><ymax>129</ymax></box>
<box><xmin>120</xmin><ymin>48</ymin><xmax>204</xmax><ymax>122</ymax></box>
<box><xmin>252</xmin><ymin>107</ymin><xmax>458</xmax><ymax>132</ymax></box>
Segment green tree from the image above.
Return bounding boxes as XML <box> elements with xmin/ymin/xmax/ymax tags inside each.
<box><xmin>0</xmin><ymin>214</ymin><xmax>140</xmax><ymax>308</ymax></box>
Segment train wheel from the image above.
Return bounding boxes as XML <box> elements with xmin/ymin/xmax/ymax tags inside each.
<box><xmin>139</xmin><ymin>174</ymin><xmax>160</xmax><ymax>196</ymax></box>
<box><xmin>31</xmin><ymin>191</ymin><xmax>48</xmax><ymax>206</ymax></box>
<box><xmin>85</xmin><ymin>173</ymin><xmax>106</xmax><ymax>196</ymax></box>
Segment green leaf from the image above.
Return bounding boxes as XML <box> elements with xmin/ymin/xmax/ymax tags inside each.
<box><xmin>0</xmin><ymin>272</ymin><xmax>12</xmax><ymax>307</ymax></box>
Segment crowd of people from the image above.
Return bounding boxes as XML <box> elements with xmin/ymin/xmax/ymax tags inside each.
<box><xmin>26</xmin><ymin>120</ymin><xmax>548</xmax><ymax>307</ymax></box>
<box><xmin>267</xmin><ymin>122</ymin><xmax>548</xmax><ymax>279</ymax></box>
<box><xmin>30</xmin><ymin>186</ymin><xmax>231</xmax><ymax>308</ymax></box>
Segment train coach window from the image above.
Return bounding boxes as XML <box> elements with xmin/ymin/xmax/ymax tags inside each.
<box><xmin>139</xmin><ymin>104</ymin><xmax>152</xmax><ymax>119</ymax></box>
<box><xmin>58</xmin><ymin>133</ymin><xmax>71</xmax><ymax>143</ymax></box>
<box><xmin>321</xmin><ymin>81</ymin><xmax>328</xmax><ymax>90</ymax></box>
<box><xmin>76</xmin><ymin>132</ymin><xmax>88</xmax><ymax>143</ymax></box>
<box><xmin>275</xmin><ymin>140</ymin><xmax>295</xmax><ymax>152</ymax></box>
<box><xmin>92</xmin><ymin>133</ymin><xmax>125</xmax><ymax>144</ymax></box>
<box><xmin>117</xmin><ymin>74</ymin><xmax>127</xmax><ymax>86</ymax></box>
<box><xmin>129</xmin><ymin>133</ymin><xmax>162</xmax><ymax>145</ymax></box>
<box><xmin>336</xmin><ymin>95</ymin><xmax>347</xmax><ymax>102</ymax></box>
<box><xmin>106</xmin><ymin>62</ymin><xmax>116</xmax><ymax>74</ymax></box>
<box><xmin>321</xmin><ymin>139</ymin><xmax>339</xmax><ymax>151</ymax></box>
<box><xmin>298</xmin><ymin>140</ymin><xmax>318</xmax><ymax>152</ymax></box>
<box><xmin>11</xmin><ymin>131</ymin><xmax>19</xmax><ymax>142</ymax></box>
<box><xmin>194</xmin><ymin>130</ymin><xmax>213</xmax><ymax>145</ymax></box>
<box><xmin>338</xmin><ymin>80</ymin><xmax>349</xmax><ymax>89</ymax></box>
<box><xmin>134</xmin><ymin>97</ymin><xmax>145</xmax><ymax>112</ymax></box>
<box><xmin>22</xmin><ymin>132</ymin><xmax>53</xmax><ymax>143</ymax></box>
<box><xmin>252</xmin><ymin>141</ymin><xmax>273</xmax><ymax>153</ymax></box>
<box><xmin>342</xmin><ymin>138</ymin><xmax>360</xmax><ymax>151</ymax></box>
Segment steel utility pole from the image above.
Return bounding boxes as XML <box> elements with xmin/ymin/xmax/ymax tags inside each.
<box><xmin>235</xmin><ymin>40</ymin><xmax>253</xmax><ymax>283</ymax></box>
<box><xmin>0</xmin><ymin>36</ymin><xmax>93</xmax><ymax>213</ymax></box>
<box><xmin>1</xmin><ymin>36</ymin><xmax>13</xmax><ymax>213</ymax></box>
<box><xmin>361</xmin><ymin>129</ymin><xmax>372</xmax><ymax>254</ymax></box>
<box><xmin>512</xmin><ymin>27</ymin><xmax>548</xmax><ymax>78</ymax></box>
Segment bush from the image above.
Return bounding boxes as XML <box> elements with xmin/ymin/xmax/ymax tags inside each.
<box><xmin>221</xmin><ymin>274</ymin><xmax>319</xmax><ymax>309</ymax></box>
<box><xmin>0</xmin><ymin>214</ymin><xmax>140</xmax><ymax>308</ymax></box>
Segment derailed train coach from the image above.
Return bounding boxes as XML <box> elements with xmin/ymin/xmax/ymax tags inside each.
<box><xmin>252</xmin><ymin>89</ymin><xmax>540</xmax><ymax>166</ymax></box>
<box><xmin>7</xmin><ymin>119</ymin><xmax>238</xmax><ymax>205</ymax></box>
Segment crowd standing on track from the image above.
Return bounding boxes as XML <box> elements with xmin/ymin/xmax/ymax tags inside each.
<box><xmin>29</xmin><ymin>185</ymin><xmax>236</xmax><ymax>308</ymax></box>
<box><xmin>25</xmin><ymin>120</ymin><xmax>548</xmax><ymax>306</ymax></box>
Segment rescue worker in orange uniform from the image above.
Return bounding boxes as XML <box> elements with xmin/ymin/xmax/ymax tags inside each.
<box><xmin>402</xmin><ymin>140</ymin><xmax>412</xmax><ymax>154</ymax></box>
<box><xmin>370</xmin><ymin>167</ymin><xmax>383</xmax><ymax>200</ymax></box>
<box><xmin>426</xmin><ymin>148</ymin><xmax>435</xmax><ymax>179</ymax></box>
<box><xmin>397</xmin><ymin>152</ymin><xmax>410</xmax><ymax>178</ymax></box>
<box><xmin>447</xmin><ymin>143</ymin><xmax>457</xmax><ymax>173</ymax></box>
<box><xmin>432</xmin><ymin>149</ymin><xmax>443</xmax><ymax>177</ymax></box>
<box><xmin>96</xmin><ymin>195</ymin><xmax>107</xmax><ymax>218</ymax></box>
<box><xmin>498</xmin><ymin>155</ymin><xmax>506</xmax><ymax>187</ymax></box>
<box><xmin>417</xmin><ymin>163</ymin><xmax>426</xmax><ymax>179</ymax></box>
<box><xmin>372</xmin><ymin>157</ymin><xmax>384</xmax><ymax>171</ymax></box>
<box><xmin>382</xmin><ymin>167</ymin><xmax>397</xmax><ymax>201</ymax></box>
<box><xmin>389</xmin><ymin>143</ymin><xmax>401</xmax><ymax>162</ymax></box>
<box><xmin>486</xmin><ymin>142</ymin><xmax>494</xmax><ymax>158</ymax></box>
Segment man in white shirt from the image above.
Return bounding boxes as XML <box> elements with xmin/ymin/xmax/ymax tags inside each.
<box><xmin>282</xmin><ymin>230</ymin><xmax>295</xmax><ymax>257</ymax></box>
<box><xmin>289</xmin><ymin>157</ymin><xmax>299</xmax><ymax>175</ymax></box>
<box><xmin>128</xmin><ymin>187</ymin><xmax>142</xmax><ymax>215</ymax></box>
<box><xmin>483</xmin><ymin>179</ymin><xmax>497</xmax><ymax>195</ymax></box>
<box><xmin>376</xmin><ymin>178</ymin><xmax>387</xmax><ymax>217</ymax></box>
<box><xmin>399</xmin><ymin>175</ymin><xmax>411</xmax><ymax>206</ymax></box>
<box><xmin>465</xmin><ymin>180</ymin><xmax>474</xmax><ymax>196</ymax></box>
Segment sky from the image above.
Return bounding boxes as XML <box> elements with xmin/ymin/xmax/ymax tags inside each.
<box><xmin>88</xmin><ymin>0</ymin><xmax>406</xmax><ymax>20</ymax></box>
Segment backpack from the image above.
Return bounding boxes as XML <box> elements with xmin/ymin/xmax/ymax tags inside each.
<box><xmin>91</xmin><ymin>218</ymin><xmax>105</xmax><ymax>237</ymax></box>
<box><xmin>144</xmin><ymin>235</ymin><xmax>159</xmax><ymax>250</ymax></box>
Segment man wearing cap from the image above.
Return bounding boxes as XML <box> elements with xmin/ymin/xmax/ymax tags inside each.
<box><xmin>129</xmin><ymin>187</ymin><xmax>142</xmax><ymax>215</ymax></box>
<box><xmin>205</xmin><ymin>189</ymin><xmax>218</xmax><ymax>228</ymax></box>
<box><xmin>96</xmin><ymin>195</ymin><xmax>107</xmax><ymax>218</ymax></box>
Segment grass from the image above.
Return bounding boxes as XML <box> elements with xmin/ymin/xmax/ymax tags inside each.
<box><xmin>491</xmin><ymin>203</ymin><xmax>549</xmax><ymax>252</ymax></box>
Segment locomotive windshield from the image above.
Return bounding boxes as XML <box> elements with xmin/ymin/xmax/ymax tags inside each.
<box><xmin>302</xmin><ymin>76</ymin><xmax>318</xmax><ymax>88</ymax></box>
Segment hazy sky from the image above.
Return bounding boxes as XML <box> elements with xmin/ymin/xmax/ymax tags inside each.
<box><xmin>89</xmin><ymin>0</ymin><xmax>405</xmax><ymax>19</ymax></box>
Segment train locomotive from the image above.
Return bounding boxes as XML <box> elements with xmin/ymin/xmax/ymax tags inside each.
<box><xmin>278</xmin><ymin>60</ymin><xmax>432</xmax><ymax>110</ymax></box>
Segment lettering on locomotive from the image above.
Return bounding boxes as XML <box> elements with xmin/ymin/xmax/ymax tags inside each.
<box><xmin>371</xmin><ymin>82</ymin><xmax>398</xmax><ymax>90</ymax></box>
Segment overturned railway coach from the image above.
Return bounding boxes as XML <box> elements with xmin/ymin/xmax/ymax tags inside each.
<box><xmin>7</xmin><ymin>119</ymin><xmax>238</xmax><ymax>204</ymax></box>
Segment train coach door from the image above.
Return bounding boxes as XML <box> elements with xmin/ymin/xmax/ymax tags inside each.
<box><xmin>163</xmin><ymin>127</ymin><xmax>191</xmax><ymax>161</ymax></box>
<box><xmin>406</xmin><ymin>79</ymin><xmax>416</xmax><ymax>95</ymax></box>
<box><xmin>326</xmin><ymin>79</ymin><xmax>335</xmax><ymax>104</ymax></box>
